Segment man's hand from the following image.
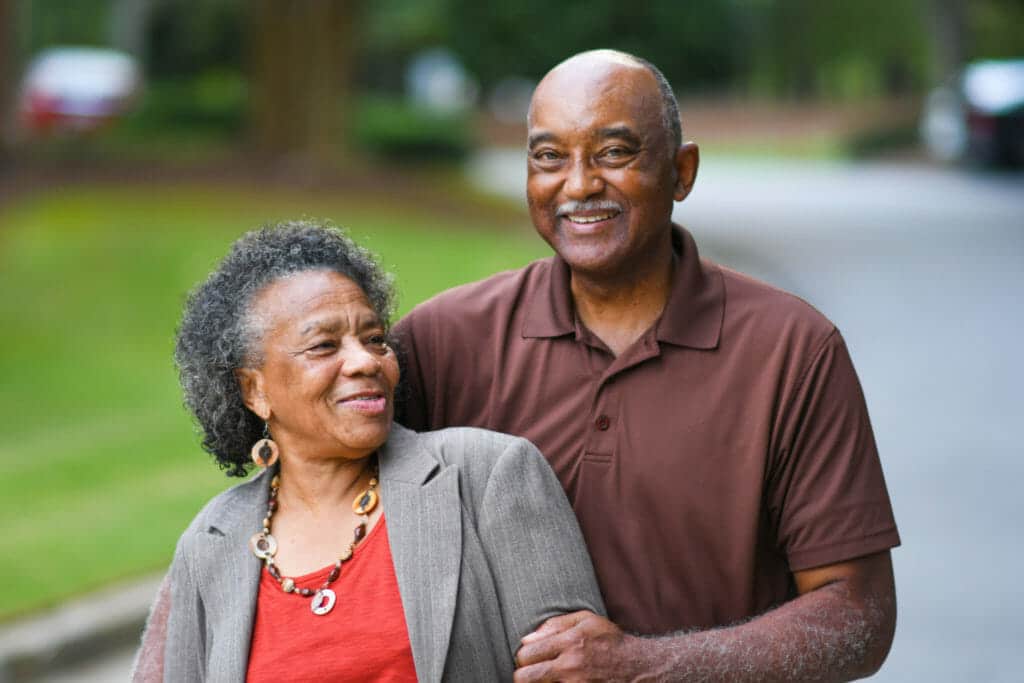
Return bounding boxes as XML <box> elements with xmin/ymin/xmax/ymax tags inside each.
<box><xmin>513</xmin><ymin>611</ymin><xmax>653</xmax><ymax>682</ymax></box>
<box><xmin>512</xmin><ymin>552</ymin><xmax>896</xmax><ymax>682</ymax></box>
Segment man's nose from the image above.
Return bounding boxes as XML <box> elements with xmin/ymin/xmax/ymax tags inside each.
<box><xmin>564</xmin><ymin>156</ymin><xmax>603</xmax><ymax>199</ymax></box>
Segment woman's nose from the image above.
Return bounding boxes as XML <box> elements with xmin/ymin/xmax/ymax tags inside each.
<box><xmin>340</xmin><ymin>342</ymin><xmax>381</xmax><ymax>375</ymax></box>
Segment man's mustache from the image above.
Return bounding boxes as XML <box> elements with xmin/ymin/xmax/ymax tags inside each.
<box><xmin>556</xmin><ymin>200</ymin><xmax>623</xmax><ymax>216</ymax></box>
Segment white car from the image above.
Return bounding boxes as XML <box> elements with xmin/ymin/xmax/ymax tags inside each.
<box><xmin>20</xmin><ymin>47</ymin><xmax>141</xmax><ymax>134</ymax></box>
<box><xmin>921</xmin><ymin>59</ymin><xmax>1024</xmax><ymax>167</ymax></box>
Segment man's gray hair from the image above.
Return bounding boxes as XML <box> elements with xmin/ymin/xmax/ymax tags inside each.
<box><xmin>629</xmin><ymin>54</ymin><xmax>683</xmax><ymax>152</ymax></box>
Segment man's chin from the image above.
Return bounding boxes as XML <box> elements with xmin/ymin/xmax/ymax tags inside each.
<box><xmin>554</xmin><ymin>245</ymin><xmax>626</xmax><ymax>279</ymax></box>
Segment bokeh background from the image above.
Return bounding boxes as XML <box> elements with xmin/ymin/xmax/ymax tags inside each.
<box><xmin>0</xmin><ymin>1</ymin><xmax>1022</xmax><ymax>681</ymax></box>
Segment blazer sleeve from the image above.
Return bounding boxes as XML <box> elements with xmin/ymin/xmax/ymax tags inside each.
<box><xmin>130</xmin><ymin>571</ymin><xmax>171</xmax><ymax>682</ymax></box>
<box><xmin>130</xmin><ymin>532</ymin><xmax>206</xmax><ymax>682</ymax></box>
<box><xmin>477</xmin><ymin>437</ymin><xmax>606</xmax><ymax>654</ymax></box>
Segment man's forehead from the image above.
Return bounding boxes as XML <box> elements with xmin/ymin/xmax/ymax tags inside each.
<box><xmin>528</xmin><ymin>60</ymin><xmax>662</xmax><ymax>138</ymax></box>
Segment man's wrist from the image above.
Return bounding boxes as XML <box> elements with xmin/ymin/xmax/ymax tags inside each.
<box><xmin>619</xmin><ymin>632</ymin><xmax>682</xmax><ymax>682</ymax></box>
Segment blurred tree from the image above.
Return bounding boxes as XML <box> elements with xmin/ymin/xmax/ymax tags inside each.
<box><xmin>746</xmin><ymin>0</ymin><xmax>929</xmax><ymax>99</ymax></box>
<box><xmin>443</xmin><ymin>0</ymin><xmax>746</xmax><ymax>94</ymax></box>
<box><xmin>358</xmin><ymin>0</ymin><xmax>449</xmax><ymax>92</ymax></box>
<box><xmin>439</xmin><ymin>0</ymin><xmax>937</xmax><ymax>101</ymax></box>
<box><xmin>110</xmin><ymin>0</ymin><xmax>153</xmax><ymax>57</ymax></box>
<box><xmin>247</xmin><ymin>0</ymin><xmax>363</xmax><ymax>162</ymax></box>
<box><xmin>969</xmin><ymin>0</ymin><xmax>1024</xmax><ymax>59</ymax></box>
<box><xmin>23</xmin><ymin>0</ymin><xmax>111</xmax><ymax>52</ymax></box>
<box><xmin>928</xmin><ymin>0</ymin><xmax>968</xmax><ymax>83</ymax></box>
<box><xmin>144</xmin><ymin>0</ymin><xmax>242</xmax><ymax>78</ymax></box>
<box><xmin>0</xmin><ymin>0</ymin><xmax>11</xmax><ymax>161</ymax></box>
<box><xmin>15</xmin><ymin>0</ymin><xmax>1024</xmax><ymax>161</ymax></box>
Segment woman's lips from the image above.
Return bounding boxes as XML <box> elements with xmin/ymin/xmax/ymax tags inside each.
<box><xmin>337</xmin><ymin>395</ymin><xmax>388</xmax><ymax>415</ymax></box>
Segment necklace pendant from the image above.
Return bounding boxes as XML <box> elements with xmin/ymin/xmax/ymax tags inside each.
<box><xmin>249</xmin><ymin>532</ymin><xmax>277</xmax><ymax>560</ymax></box>
<box><xmin>311</xmin><ymin>588</ymin><xmax>337</xmax><ymax>616</ymax></box>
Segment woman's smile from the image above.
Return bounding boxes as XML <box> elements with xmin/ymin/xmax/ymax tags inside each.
<box><xmin>336</xmin><ymin>390</ymin><xmax>388</xmax><ymax>415</ymax></box>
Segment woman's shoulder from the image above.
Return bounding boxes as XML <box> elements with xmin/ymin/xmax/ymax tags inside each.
<box><xmin>390</xmin><ymin>423</ymin><xmax>543</xmax><ymax>472</ymax></box>
<box><xmin>177</xmin><ymin>470</ymin><xmax>269</xmax><ymax>543</ymax></box>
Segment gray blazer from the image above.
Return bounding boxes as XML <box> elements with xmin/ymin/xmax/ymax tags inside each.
<box><xmin>133</xmin><ymin>425</ymin><xmax>604</xmax><ymax>682</ymax></box>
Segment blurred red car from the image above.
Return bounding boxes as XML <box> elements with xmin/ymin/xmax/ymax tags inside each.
<box><xmin>19</xmin><ymin>47</ymin><xmax>141</xmax><ymax>135</ymax></box>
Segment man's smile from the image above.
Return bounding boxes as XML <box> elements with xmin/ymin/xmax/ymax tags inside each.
<box><xmin>565</xmin><ymin>211</ymin><xmax>618</xmax><ymax>224</ymax></box>
<box><xmin>556</xmin><ymin>200</ymin><xmax>623</xmax><ymax>232</ymax></box>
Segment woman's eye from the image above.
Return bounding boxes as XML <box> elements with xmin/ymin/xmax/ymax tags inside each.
<box><xmin>308</xmin><ymin>341</ymin><xmax>336</xmax><ymax>353</ymax></box>
<box><xmin>367</xmin><ymin>335</ymin><xmax>389</xmax><ymax>350</ymax></box>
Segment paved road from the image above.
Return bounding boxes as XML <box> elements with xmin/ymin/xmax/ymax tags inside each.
<box><xmin>472</xmin><ymin>149</ymin><xmax>1024</xmax><ymax>682</ymax></box>
<box><xmin>39</xmin><ymin>648</ymin><xmax>136</xmax><ymax>683</ymax></box>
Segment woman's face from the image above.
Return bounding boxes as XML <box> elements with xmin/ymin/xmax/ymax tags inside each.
<box><xmin>238</xmin><ymin>269</ymin><xmax>399</xmax><ymax>462</ymax></box>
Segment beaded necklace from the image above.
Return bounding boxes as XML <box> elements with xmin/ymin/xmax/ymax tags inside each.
<box><xmin>248</xmin><ymin>466</ymin><xmax>380</xmax><ymax>616</ymax></box>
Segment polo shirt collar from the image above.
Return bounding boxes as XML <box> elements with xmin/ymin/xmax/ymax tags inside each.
<box><xmin>521</xmin><ymin>255</ymin><xmax>576</xmax><ymax>338</ymax></box>
<box><xmin>657</xmin><ymin>226</ymin><xmax>724</xmax><ymax>350</ymax></box>
<box><xmin>521</xmin><ymin>225</ymin><xmax>724</xmax><ymax>350</ymax></box>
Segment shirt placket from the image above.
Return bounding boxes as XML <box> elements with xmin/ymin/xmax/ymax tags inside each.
<box><xmin>590</xmin><ymin>331</ymin><xmax>664</xmax><ymax>458</ymax></box>
<box><xmin>585</xmin><ymin>377</ymin><xmax>619</xmax><ymax>459</ymax></box>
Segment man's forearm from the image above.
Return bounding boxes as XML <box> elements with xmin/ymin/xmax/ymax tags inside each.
<box><xmin>514</xmin><ymin>553</ymin><xmax>897</xmax><ymax>683</ymax></box>
<box><xmin>628</xmin><ymin>580</ymin><xmax>894</xmax><ymax>682</ymax></box>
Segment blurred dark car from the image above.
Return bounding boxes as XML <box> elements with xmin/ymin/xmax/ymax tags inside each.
<box><xmin>19</xmin><ymin>47</ymin><xmax>141</xmax><ymax>136</ymax></box>
<box><xmin>921</xmin><ymin>59</ymin><xmax>1024</xmax><ymax>167</ymax></box>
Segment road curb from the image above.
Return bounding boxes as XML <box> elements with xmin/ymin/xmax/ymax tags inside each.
<box><xmin>0</xmin><ymin>574</ymin><xmax>162</xmax><ymax>682</ymax></box>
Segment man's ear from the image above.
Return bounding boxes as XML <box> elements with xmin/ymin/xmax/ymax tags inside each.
<box><xmin>672</xmin><ymin>142</ymin><xmax>699</xmax><ymax>202</ymax></box>
<box><xmin>236</xmin><ymin>367</ymin><xmax>271</xmax><ymax>421</ymax></box>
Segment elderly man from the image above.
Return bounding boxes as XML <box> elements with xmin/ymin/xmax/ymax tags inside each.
<box><xmin>395</xmin><ymin>50</ymin><xmax>899</xmax><ymax>681</ymax></box>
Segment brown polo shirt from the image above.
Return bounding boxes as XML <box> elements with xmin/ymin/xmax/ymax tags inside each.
<box><xmin>394</xmin><ymin>226</ymin><xmax>900</xmax><ymax>634</ymax></box>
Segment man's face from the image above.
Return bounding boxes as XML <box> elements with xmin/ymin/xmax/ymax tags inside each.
<box><xmin>526</xmin><ymin>61</ymin><xmax>692</xmax><ymax>280</ymax></box>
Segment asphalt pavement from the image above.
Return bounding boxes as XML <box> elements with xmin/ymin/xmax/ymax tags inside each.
<box><xmin>472</xmin><ymin>148</ymin><xmax>1024</xmax><ymax>682</ymax></box>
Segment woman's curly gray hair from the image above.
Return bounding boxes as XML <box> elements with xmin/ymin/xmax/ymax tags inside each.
<box><xmin>175</xmin><ymin>220</ymin><xmax>395</xmax><ymax>477</ymax></box>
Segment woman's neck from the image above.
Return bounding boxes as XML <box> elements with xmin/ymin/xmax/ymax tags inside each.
<box><xmin>275</xmin><ymin>453</ymin><xmax>375</xmax><ymax>517</ymax></box>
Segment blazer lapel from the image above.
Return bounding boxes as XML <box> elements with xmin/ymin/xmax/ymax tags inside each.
<box><xmin>381</xmin><ymin>426</ymin><xmax>462</xmax><ymax>683</ymax></box>
<box><xmin>199</xmin><ymin>468</ymin><xmax>270</xmax><ymax>681</ymax></box>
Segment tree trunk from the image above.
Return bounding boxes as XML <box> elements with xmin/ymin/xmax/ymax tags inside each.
<box><xmin>927</xmin><ymin>0</ymin><xmax>968</xmax><ymax>84</ymax></box>
<box><xmin>247</xmin><ymin>0</ymin><xmax>360</xmax><ymax>164</ymax></box>
<box><xmin>0</xmin><ymin>0</ymin><xmax>14</xmax><ymax>164</ymax></box>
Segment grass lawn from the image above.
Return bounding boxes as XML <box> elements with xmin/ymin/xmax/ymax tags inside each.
<box><xmin>0</xmin><ymin>181</ymin><xmax>548</xmax><ymax>621</ymax></box>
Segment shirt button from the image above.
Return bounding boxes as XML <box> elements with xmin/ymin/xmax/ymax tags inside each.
<box><xmin>595</xmin><ymin>415</ymin><xmax>611</xmax><ymax>431</ymax></box>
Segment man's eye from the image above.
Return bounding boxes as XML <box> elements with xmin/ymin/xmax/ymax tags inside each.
<box><xmin>533</xmin><ymin>150</ymin><xmax>560</xmax><ymax>162</ymax></box>
<box><xmin>308</xmin><ymin>341</ymin><xmax>336</xmax><ymax>352</ymax></box>
<box><xmin>602</xmin><ymin>146</ymin><xmax>632</xmax><ymax>159</ymax></box>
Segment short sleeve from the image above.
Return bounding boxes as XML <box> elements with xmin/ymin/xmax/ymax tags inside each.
<box><xmin>768</xmin><ymin>330</ymin><xmax>900</xmax><ymax>571</ymax></box>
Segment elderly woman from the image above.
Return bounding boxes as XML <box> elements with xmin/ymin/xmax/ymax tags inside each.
<box><xmin>132</xmin><ymin>221</ymin><xmax>603</xmax><ymax>681</ymax></box>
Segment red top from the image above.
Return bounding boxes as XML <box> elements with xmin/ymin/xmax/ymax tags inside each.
<box><xmin>247</xmin><ymin>517</ymin><xmax>418</xmax><ymax>682</ymax></box>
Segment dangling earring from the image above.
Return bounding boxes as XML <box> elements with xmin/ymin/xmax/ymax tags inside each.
<box><xmin>251</xmin><ymin>424</ymin><xmax>279</xmax><ymax>468</ymax></box>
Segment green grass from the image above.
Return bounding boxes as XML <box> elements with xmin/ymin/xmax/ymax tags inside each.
<box><xmin>0</xmin><ymin>182</ymin><xmax>548</xmax><ymax>621</ymax></box>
